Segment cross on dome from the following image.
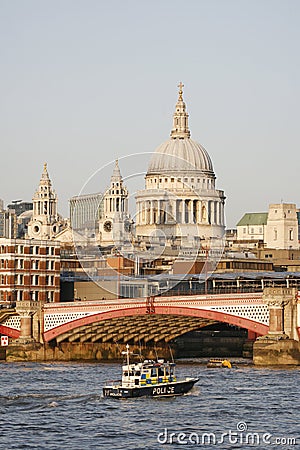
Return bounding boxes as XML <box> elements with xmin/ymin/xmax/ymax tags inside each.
<box><xmin>178</xmin><ymin>82</ymin><xmax>184</xmax><ymax>100</ymax></box>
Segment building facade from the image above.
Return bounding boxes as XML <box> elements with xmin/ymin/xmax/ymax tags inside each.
<box><xmin>70</xmin><ymin>192</ymin><xmax>103</xmax><ymax>231</ymax></box>
<box><xmin>265</xmin><ymin>203</ymin><xmax>299</xmax><ymax>250</ymax></box>
<box><xmin>135</xmin><ymin>83</ymin><xmax>226</xmax><ymax>249</ymax></box>
<box><xmin>236</xmin><ymin>213</ymin><xmax>268</xmax><ymax>242</ymax></box>
<box><xmin>0</xmin><ymin>210</ymin><xmax>17</xmax><ymax>239</ymax></box>
<box><xmin>0</xmin><ymin>238</ymin><xmax>60</xmax><ymax>303</ymax></box>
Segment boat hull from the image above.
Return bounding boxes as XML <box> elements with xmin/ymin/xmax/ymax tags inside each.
<box><xmin>103</xmin><ymin>378</ymin><xmax>199</xmax><ymax>399</ymax></box>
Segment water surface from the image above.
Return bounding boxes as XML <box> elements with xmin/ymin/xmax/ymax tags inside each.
<box><xmin>0</xmin><ymin>361</ymin><xmax>299</xmax><ymax>449</ymax></box>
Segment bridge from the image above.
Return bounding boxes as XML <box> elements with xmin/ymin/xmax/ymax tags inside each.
<box><xmin>1</xmin><ymin>287</ymin><xmax>299</xmax><ymax>364</ymax></box>
<box><xmin>2</xmin><ymin>289</ymin><xmax>298</xmax><ymax>344</ymax></box>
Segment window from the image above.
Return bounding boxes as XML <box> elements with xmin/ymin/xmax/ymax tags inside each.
<box><xmin>32</xmin><ymin>260</ymin><xmax>39</xmax><ymax>270</ymax></box>
<box><xmin>171</xmin><ymin>178</ymin><xmax>174</xmax><ymax>182</ymax></box>
<box><xmin>259</xmin><ymin>228</ymin><xmax>263</xmax><ymax>234</ymax></box>
<box><xmin>46</xmin><ymin>260</ymin><xmax>49</xmax><ymax>270</ymax></box>
<box><xmin>274</xmin><ymin>229</ymin><xmax>277</xmax><ymax>240</ymax></box>
<box><xmin>289</xmin><ymin>229</ymin><xmax>293</xmax><ymax>240</ymax></box>
<box><xmin>46</xmin><ymin>275</ymin><xmax>54</xmax><ymax>286</ymax></box>
<box><xmin>251</xmin><ymin>228</ymin><xmax>254</xmax><ymax>234</ymax></box>
<box><xmin>243</xmin><ymin>228</ymin><xmax>246</xmax><ymax>234</ymax></box>
<box><xmin>31</xmin><ymin>275</ymin><xmax>39</xmax><ymax>286</ymax></box>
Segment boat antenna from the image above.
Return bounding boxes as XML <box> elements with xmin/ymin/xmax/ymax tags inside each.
<box><xmin>169</xmin><ymin>345</ymin><xmax>175</xmax><ymax>364</ymax></box>
<box><xmin>121</xmin><ymin>343</ymin><xmax>130</xmax><ymax>367</ymax></box>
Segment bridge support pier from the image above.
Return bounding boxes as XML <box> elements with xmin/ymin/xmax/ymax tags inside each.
<box><xmin>253</xmin><ymin>287</ymin><xmax>300</xmax><ymax>365</ymax></box>
<box><xmin>13</xmin><ymin>301</ymin><xmax>40</xmax><ymax>344</ymax></box>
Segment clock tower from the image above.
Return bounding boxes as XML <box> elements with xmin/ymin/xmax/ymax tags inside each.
<box><xmin>99</xmin><ymin>160</ymin><xmax>132</xmax><ymax>247</ymax></box>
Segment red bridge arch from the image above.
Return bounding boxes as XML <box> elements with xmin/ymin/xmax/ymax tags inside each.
<box><xmin>43</xmin><ymin>305</ymin><xmax>268</xmax><ymax>342</ymax></box>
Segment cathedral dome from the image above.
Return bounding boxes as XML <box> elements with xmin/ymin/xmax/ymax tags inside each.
<box><xmin>147</xmin><ymin>137</ymin><xmax>214</xmax><ymax>176</ymax></box>
<box><xmin>147</xmin><ymin>83</ymin><xmax>214</xmax><ymax>177</ymax></box>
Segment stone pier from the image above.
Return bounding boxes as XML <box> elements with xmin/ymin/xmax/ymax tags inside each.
<box><xmin>13</xmin><ymin>301</ymin><xmax>40</xmax><ymax>344</ymax></box>
<box><xmin>253</xmin><ymin>287</ymin><xmax>300</xmax><ymax>365</ymax></box>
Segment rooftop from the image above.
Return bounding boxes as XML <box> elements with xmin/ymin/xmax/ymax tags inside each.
<box><xmin>237</xmin><ymin>212</ymin><xmax>268</xmax><ymax>227</ymax></box>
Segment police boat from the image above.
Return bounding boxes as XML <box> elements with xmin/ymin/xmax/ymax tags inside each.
<box><xmin>103</xmin><ymin>344</ymin><xmax>199</xmax><ymax>398</ymax></box>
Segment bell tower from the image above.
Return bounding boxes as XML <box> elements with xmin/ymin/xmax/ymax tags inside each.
<box><xmin>27</xmin><ymin>163</ymin><xmax>61</xmax><ymax>239</ymax></box>
<box><xmin>99</xmin><ymin>160</ymin><xmax>132</xmax><ymax>246</ymax></box>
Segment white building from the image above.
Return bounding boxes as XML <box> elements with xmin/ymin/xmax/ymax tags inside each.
<box><xmin>135</xmin><ymin>83</ymin><xmax>226</xmax><ymax>250</ymax></box>
<box><xmin>236</xmin><ymin>203</ymin><xmax>300</xmax><ymax>250</ymax></box>
<box><xmin>236</xmin><ymin>212</ymin><xmax>268</xmax><ymax>242</ymax></box>
<box><xmin>265</xmin><ymin>203</ymin><xmax>299</xmax><ymax>250</ymax></box>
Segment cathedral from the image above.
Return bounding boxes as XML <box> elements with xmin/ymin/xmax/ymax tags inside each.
<box><xmin>27</xmin><ymin>84</ymin><xmax>226</xmax><ymax>258</ymax></box>
<box><xmin>134</xmin><ymin>83</ymin><xmax>226</xmax><ymax>251</ymax></box>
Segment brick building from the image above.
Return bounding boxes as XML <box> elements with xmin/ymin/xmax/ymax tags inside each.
<box><xmin>0</xmin><ymin>238</ymin><xmax>60</xmax><ymax>303</ymax></box>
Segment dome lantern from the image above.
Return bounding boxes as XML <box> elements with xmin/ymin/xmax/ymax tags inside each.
<box><xmin>170</xmin><ymin>82</ymin><xmax>191</xmax><ymax>139</ymax></box>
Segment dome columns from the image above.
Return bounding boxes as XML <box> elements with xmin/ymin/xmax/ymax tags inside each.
<box><xmin>135</xmin><ymin>197</ymin><xmax>223</xmax><ymax>227</ymax></box>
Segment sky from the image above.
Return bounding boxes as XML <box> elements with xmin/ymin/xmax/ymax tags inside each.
<box><xmin>0</xmin><ymin>0</ymin><xmax>299</xmax><ymax>228</ymax></box>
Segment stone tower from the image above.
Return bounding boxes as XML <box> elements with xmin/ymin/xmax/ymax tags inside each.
<box><xmin>265</xmin><ymin>203</ymin><xmax>299</xmax><ymax>250</ymax></box>
<box><xmin>99</xmin><ymin>160</ymin><xmax>132</xmax><ymax>247</ymax></box>
<box><xmin>27</xmin><ymin>163</ymin><xmax>61</xmax><ymax>239</ymax></box>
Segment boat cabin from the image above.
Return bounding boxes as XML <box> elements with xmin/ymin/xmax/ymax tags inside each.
<box><xmin>121</xmin><ymin>359</ymin><xmax>177</xmax><ymax>388</ymax></box>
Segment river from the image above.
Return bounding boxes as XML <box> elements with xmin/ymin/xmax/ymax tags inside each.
<box><xmin>0</xmin><ymin>361</ymin><xmax>299</xmax><ymax>449</ymax></box>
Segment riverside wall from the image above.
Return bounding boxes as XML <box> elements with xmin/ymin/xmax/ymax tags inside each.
<box><xmin>4</xmin><ymin>342</ymin><xmax>176</xmax><ymax>362</ymax></box>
